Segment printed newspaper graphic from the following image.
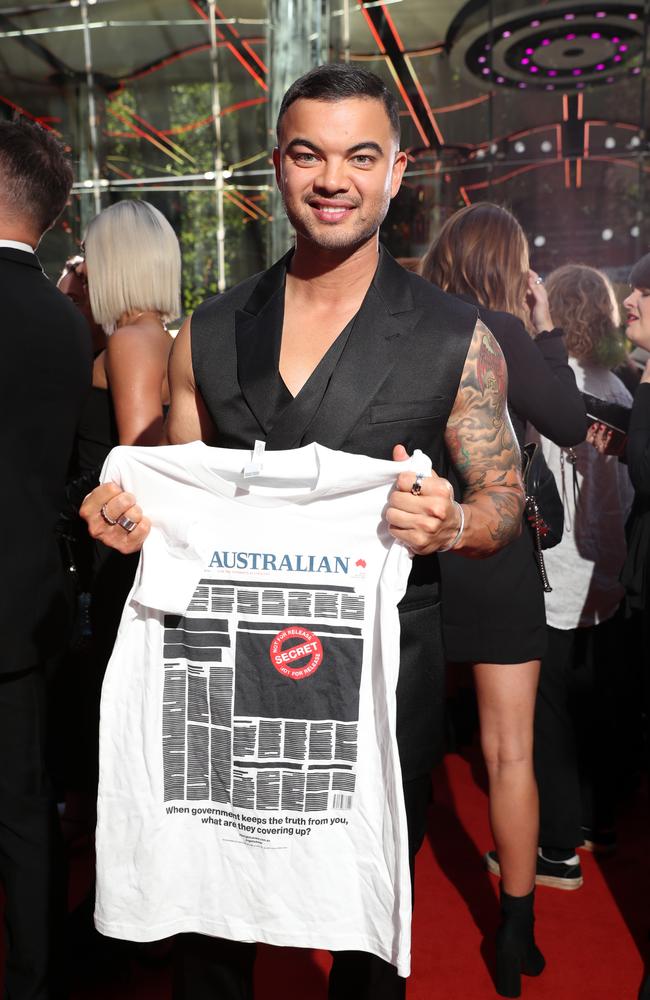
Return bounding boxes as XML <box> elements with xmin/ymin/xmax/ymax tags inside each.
<box><xmin>161</xmin><ymin>563</ymin><xmax>365</xmax><ymax>816</ymax></box>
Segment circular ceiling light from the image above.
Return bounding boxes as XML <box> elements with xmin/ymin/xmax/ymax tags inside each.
<box><xmin>449</xmin><ymin>1</ymin><xmax>644</xmax><ymax>92</ymax></box>
<box><xmin>631</xmin><ymin>225</ymin><xmax>640</xmax><ymax>237</ymax></box>
<box><xmin>534</xmin><ymin>235</ymin><xmax>546</xmax><ymax>247</ymax></box>
<box><xmin>601</xmin><ymin>228</ymin><xmax>614</xmax><ymax>240</ymax></box>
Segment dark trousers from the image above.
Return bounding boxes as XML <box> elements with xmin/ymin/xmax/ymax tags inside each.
<box><xmin>0</xmin><ymin>666</ymin><xmax>66</xmax><ymax>999</ymax></box>
<box><xmin>534</xmin><ymin>615</ymin><xmax>622</xmax><ymax>851</ymax></box>
<box><xmin>172</xmin><ymin>774</ymin><xmax>432</xmax><ymax>1000</ymax></box>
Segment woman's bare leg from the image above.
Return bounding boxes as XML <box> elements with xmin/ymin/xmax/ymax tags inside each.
<box><xmin>474</xmin><ymin>661</ymin><xmax>540</xmax><ymax>896</ymax></box>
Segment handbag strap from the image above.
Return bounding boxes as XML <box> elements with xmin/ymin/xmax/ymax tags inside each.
<box><xmin>559</xmin><ymin>448</ymin><xmax>580</xmax><ymax>531</ymax></box>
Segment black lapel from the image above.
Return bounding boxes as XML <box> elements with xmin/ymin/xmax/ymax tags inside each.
<box><xmin>302</xmin><ymin>246</ymin><xmax>422</xmax><ymax>450</ymax></box>
<box><xmin>234</xmin><ymin>252</ymin><xmax>292</xmax><ymax>436</ymax></box>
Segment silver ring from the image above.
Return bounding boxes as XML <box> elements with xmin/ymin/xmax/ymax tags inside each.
<box><xmin>100</xmin><ymin>502</ymin><xmax>119</xmax><ymax>526</ymax></box>
<box><xmin>535</xmin><ymin>276</ymin><xmax>544</xmax><ymax>285</ymax></box>
<box><xmin>117</xmin><ymin>514</ymin><xmax>137</xmax><ymax>534</ymax></box>
<box><xmin>411</xmin><ymin>473</ymin><xmax>425</xmax><ymax>496</ymax></box>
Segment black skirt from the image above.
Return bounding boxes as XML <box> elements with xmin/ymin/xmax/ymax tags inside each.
<box><xmin>439</xmin><ymin>525</ymin><xmax>547</xmax><ymax>664</ymax></box>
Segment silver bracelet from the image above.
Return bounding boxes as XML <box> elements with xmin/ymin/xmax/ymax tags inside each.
<box><xmin>438</xmin><ymin>501</ymin><xmax>465</xmax><ymax>552</ymax></box>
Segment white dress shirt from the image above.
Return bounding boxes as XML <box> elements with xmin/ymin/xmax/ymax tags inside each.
<box><xmin>0</xmin><ymin>239</ymin><xmax>34</xmax><ymax>253</ymax></box>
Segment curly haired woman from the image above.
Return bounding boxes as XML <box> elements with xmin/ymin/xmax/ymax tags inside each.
<box><xmin>532</xmin><ymin>264</ymin><xmax>634</xmax><ymax>884</ymax></box>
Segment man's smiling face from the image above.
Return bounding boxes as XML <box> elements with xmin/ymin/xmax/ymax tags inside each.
<box><xmin>273</xmin><ymin>96</ymin><xmax>406</xmax><ymax>253</ymax></box>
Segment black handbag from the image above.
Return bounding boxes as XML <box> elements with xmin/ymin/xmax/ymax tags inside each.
<box><xmin>521</xmin><ymin>442</ymin><xmax>564</xmax><ymax>593</ymax></box>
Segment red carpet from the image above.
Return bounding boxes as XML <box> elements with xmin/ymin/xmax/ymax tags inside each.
<box><xmin>4</xmin><ymin>743</ymin><xmax>648</xmax><ymax>998</ymax></box>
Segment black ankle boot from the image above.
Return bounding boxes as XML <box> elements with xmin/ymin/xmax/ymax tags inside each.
<box><xmin>495</xmin><ymin>887</ymin><xmax>545</xmax><ymax>998</ymax></box>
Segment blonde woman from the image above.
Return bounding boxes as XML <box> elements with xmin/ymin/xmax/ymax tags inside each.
<box><xmin>68</xmin><ymin>200</ymin><xmax>180</xmax><ymax>788</ymax></box>
<box><xmin>422</xmin><ymin>203</ymin><xmax>586</xmax><ymax>997</ymax></box>
<box><xmin>64</xmin><ymin>200</ymin><xmax>181</xmax><ymax>958</ymax></box>
<box><xmin>81</xmin><ymin>199</ymin><xmax>180</xmax><ymax>447</ymax></box>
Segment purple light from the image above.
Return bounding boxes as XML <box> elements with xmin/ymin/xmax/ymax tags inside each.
<box><xmin>531</xmin><ymin>19</ymin><xmax>541</xmax><ymax>28</ymax></box>
<box><xmin>564</xmin><ymin>12</ymin><xmax>575</xmax><ymax>20</ymax></box>
<box><xmin>632</xmin><ymin>66</ymin><xmax>641</xmax><ymax>74</ymax></box>
<box><xmin>548</xmin><ymin>69</ymin><xmax>558</xmax><ymax>76</ymax></box>
<box><xmin>478</xmin><ymin>55</ymin><xmax>487</xmax><ymax>63</ymax></box>
<box><xmin>541</xmin><ymin>38</ymin><xmax>551</xmax><ymax>46</ymax></box>
<box><xmin>496</xmin><ymin>76</ymin><xmax>505</xmax><ymax>83</ymax></box>
<box><xmin>614</xmin><ymin>54</ymin><xmax>622</xmax><ymax>61</ymax></box>
<box><xmin>566</xmin><ymin>33</ymin><xmax>576</xmax><ymax>40</ymax></box>
<box><xmin>485</xmin><ymin>44</ymin><xmax>492</xmax><ymax>51</ymax></box>
<box><xmin>521</xmin><ymin>57</ymin><xmax>530</xmax><ymax>65</ymax></box>
<box><xmin>525</xmin><ymin>47</ymin><xmax>534</xmax><ymax>54</ymax></box>
<box><xmin>482</xmin><ymin>67</ymin><xmax>491</xmax><ymax>75</ymax></box>
<box><xmin>518</xmin><ymin>82</ymin><xmax>527</xmax><ymax>89</ymax></box>
<box><xmin>628</xmin><ymin>12</ymin><xmax>639</xmax><ymax>20</ymax></box>
<box><xmin>577</xmin><ymin>82</ymin><xmax>585</xmax><ymax>89</ymax></box>
<box><xmin>545</xmin><ymin>84</ymin><xmax>555</xmax><ymax>91</ymax></box>
<box><xmin>612</xmin><ymin>36</ymin><xmax>620</xmax><ymax>42</ymax></box>
<box><xmin>619</xmin><ymin>44</ymin><xmax>628</xmax><ymax>52</ymax></box>
<box><xmin>502</xmin><ymin>30</ymin><xmax>511</xmax><ymax>38</ymax></box>
<box><xmin>596</xmin><ymin>63</ymin><xmax>605</xmax><ymax>70</ymax></box>
<box><xmin>596</xmin><ymin>10</ymin><xmax>607</xmax><ymax>16</ymax></box>
<box><xmin>591</xmin><ymin>32</ymin><xmax>601</xmax><ymax>39</ymax></box>
<box><xmin>572</xmin><ymin>68</ymin><xmax>582</xmax><ymax>75</ymax></box>
<box><xmin>530</xmin><ymin>65</ymin><xmax>539</xmax><ymax>72</ymax></box>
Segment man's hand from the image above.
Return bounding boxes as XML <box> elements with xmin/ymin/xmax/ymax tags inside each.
<box><xmin>386</xmin><ymin>444</ymin><xmax>463</xmax><ymax>554</ymax></box>
<box><xmin>80</xmin><ymin>482</ymin><xmax>150</xmax><ymax>554</ymax></box>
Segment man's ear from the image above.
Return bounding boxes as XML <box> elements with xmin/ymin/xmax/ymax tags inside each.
<box><xmin>272</xmin><ymin>146</ymin><xmax>282</xmax><ymax>190</ymax></box>
<box><xmin>390</xmin><ymin>150</ymin><xmax>408</xmax><ymax>199</ymax></box>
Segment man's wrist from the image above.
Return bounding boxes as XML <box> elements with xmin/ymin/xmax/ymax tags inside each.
<box><xmin>438</xmin><ymin>501</ymin><xmax>465</xmax><ymax>552</ymax></box>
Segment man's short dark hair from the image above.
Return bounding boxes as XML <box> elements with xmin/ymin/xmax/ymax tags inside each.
<box><xmin>277</xmin><ymin>64</ymin><xmax>400</xmax><ymax>145</ymax></box>
<box><xmin>0</xmin><ymin>118</ymin><xmax>74</xmax><ymax>236</ymax></box>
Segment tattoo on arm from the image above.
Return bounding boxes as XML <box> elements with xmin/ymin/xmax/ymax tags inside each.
<box><xmin>445</xmin><ymin>319</ymin><xmax>524</xmax><ymax>549</ymax></box>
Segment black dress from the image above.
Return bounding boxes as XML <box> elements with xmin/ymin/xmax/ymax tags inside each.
<box><xmin>439</xmin><ymin>302</ymin><xmax>587</xmax><ymax>664</ymax></box>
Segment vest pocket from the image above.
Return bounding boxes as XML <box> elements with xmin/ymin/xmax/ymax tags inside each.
<box><xmin>369</xmin><ymin>399</ymin><xmax>448</xmax><ymax>424</ymax></box>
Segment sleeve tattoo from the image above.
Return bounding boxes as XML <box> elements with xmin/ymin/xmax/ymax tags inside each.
<box><xmin>445</xmin><ymin>319</ymin><xmax>524</xmax><ymax>548</ymax></box>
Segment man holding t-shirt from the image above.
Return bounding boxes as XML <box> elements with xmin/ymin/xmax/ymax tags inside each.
<box><xmin>82</xmin><ymin>64</ymin><xmax>523</xmax><ymax>998</ymax></box>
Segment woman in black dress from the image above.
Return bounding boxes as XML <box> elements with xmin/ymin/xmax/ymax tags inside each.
<box><xmin>421</xmin><ymin>203</ymin><xmax>586</xmax><ymax>997</ymax></box>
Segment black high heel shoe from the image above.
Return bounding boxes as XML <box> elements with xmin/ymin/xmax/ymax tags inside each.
<box><xmin>495</xmin><ymin>887</ymin><xmax>545</xmax><ymax>998</ymax></box>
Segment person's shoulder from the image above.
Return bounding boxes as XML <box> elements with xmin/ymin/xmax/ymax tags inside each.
<box><xmin>193</xmin><ymin>267</ymin><xmax>268</xmax><ymax>321</ymax></box>
<box><xmin>475</xmin><ymin>305</ymin><xmax>525</xmax><ymax>343</ymax></box>
<box><xmin>405</xmin><ymin>269</ymin><xmax>478</xmax><ymax>326</ymax></box>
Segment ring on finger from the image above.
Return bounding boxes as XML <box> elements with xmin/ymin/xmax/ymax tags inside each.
<box><xmin>411</xmin><ymin>473</ymin><xmax>425</xmax><ymax>496</ymax></box>
<box><xmin>535</xmin><ymin>276</ymin><xmax>543</xmax><ymax>285</ymax></box>
<box><xmin>100</xmin><ymin>502</ymin><xmax>119</xmax><ymax>526</ymax></box>
<box><xmin>117</xmin><ymin>514</ymin><xmax>137</xmax><ymax>534</ymax></box>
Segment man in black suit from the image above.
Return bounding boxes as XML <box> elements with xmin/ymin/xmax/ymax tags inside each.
<box><xmin>0</xmin><ymin>119</ymin><xmax>91</xmax><ymax>998</ymax></box>
<box><xmin>83</xmin><ymin>66</ymin><xmax>524</xmax><ymax>998</ymax></box>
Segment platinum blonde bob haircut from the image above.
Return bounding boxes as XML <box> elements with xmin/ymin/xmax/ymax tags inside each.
<box><xmin>84</xmin><ymin>200</ymin><xmax>181</xmax><ymax>334</ymax></box>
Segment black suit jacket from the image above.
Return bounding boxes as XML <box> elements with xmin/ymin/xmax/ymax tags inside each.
<box><xmin>191</xmin><ymin>247</ymin><xmax>477</xmax><ymax>777</ymax></box>
<box><xmin>0</xmin><ymin>247</ymin><xmax>92</xmax><ymax>672</ymax></box>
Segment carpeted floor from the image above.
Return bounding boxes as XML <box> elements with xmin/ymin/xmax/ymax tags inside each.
<box><xmin>59</xmin><ymin>743</ymin><xmax>648</xmax><ymax>999</ymax></box>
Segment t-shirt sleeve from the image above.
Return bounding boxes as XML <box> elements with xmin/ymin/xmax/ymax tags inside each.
<box><xmin>99</xmin><ymin>447</ymin><xmax>208</xmax><ymax>614</ymax></box>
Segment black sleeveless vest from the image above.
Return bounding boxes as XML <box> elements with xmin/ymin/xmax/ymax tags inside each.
<box><xmin>190</xmin><ymin>246</ymin><xmax>477</xmax><ymax>777</ymax></box>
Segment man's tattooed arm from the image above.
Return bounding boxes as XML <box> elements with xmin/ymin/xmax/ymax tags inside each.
<box><xmin>445</xmin><ymin>318</ymin><xmax>524</xmax><ymax>556</ymax></box>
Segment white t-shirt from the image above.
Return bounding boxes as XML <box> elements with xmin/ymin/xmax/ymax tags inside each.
<box><xmin>94</xmin><ymin>441</ymin><xmax>432</xmax><ymax>977</ymax></box>
<box><xmin>537</xmin><ymin>360</ymin><xmax>634</xmax><ymax>630</ymax></box>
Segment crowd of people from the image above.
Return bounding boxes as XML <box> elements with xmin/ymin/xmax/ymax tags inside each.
<box><xmin>1</xmin><ymin>61</ymin><xmax>649</xmax><ymax>1000</ymax></box>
